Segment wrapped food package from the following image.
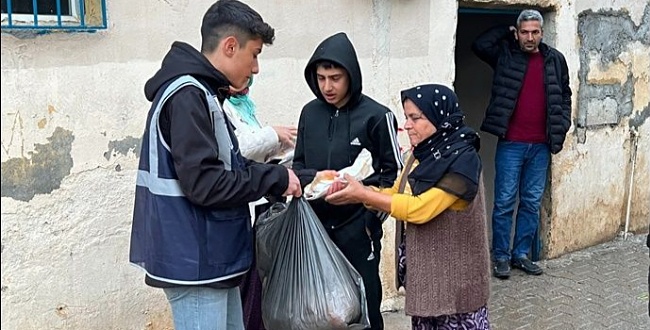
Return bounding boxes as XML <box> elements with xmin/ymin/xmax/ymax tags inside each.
<box><xmin>304</xmin><ymin>148</ymin><xmax>374</xmax><ymax>200</ymax></box>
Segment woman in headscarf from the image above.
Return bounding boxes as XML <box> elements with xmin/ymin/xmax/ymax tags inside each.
<box><xmin>326</xmin><ymin>84</ymin><xmax>491</xmax><ymax>329</ymax></box>
<box><xmin>223</xmin><ymin>76</ymin><xmax>296</xmax><ymax>165</ymax></box>
<box><xmin>222</xmin><ymin>76</ymin><xmax>297</xmax><ymax>330</ymax></box>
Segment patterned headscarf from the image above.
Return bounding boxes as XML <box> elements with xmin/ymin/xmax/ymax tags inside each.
<box><xmin>401</xmin><ymin>84</ymin><xmax>481</xmax><ymax>201</ymax></box>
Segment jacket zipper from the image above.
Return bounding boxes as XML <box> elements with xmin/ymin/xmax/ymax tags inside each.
<box><xmin>544</xmin><ymin>53</ymin><xmax>551</xmax><ymax>146</ymax></box>
<box><xmin>327</xmin><ymin>109</ymin><xmax>340</xmax><ymax>168</ymax></box>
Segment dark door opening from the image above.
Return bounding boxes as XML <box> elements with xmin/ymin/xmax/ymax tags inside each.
<box><xmin>454</xmin><ymin>7</ymin><xmax>529</xmax><ymax>258</ymax></box>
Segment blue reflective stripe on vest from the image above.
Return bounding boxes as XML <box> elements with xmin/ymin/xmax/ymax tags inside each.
<box><xmin>130</xmin><ymin>75</ymin><xmax>252</xmax><ymax>284</ymax></box>
<box><xmin>135</xmin><ymin>170</ymin><xmax>183</xmax><ymax>196</ymax></box>
<box><xmin>138</xmin><ymin>75</ymin><xmax>233</xmax><ymax>192</ymax></box>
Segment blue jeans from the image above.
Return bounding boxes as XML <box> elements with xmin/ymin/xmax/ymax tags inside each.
<box><xmin>163</xmin><ymin>286</ymin><xmax>244</xmax><ymax>330</ymax></box>
<box><xmin>491</xmin><ymin>141</ymin><xmax>550</xmax><ymax>261</ymax></box>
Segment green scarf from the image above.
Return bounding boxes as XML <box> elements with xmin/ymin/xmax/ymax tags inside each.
<box><xmin>228</xmin><ymin>77</ymin><xmax>259</xmax><ymax>127</ymax></box>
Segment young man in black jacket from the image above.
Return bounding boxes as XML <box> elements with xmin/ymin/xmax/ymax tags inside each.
<box><xmin>292</xmin><ymin>32</ymin><xmax>403</xmax><ymax>329</ymax></box>
<box><xmin>472</xmin><ymin>9</ymin><xmax>572</xmax><ymax>280</ymax></box>
<box><xmin>129</xmin><ymin>1</ymin><xmax>301</xmax><ymax>329</ymax></box>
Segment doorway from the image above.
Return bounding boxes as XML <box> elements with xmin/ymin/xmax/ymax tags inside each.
<box><xmin>454</xmin><ymin>6</ymin><xmax>548</xmax><ymax>260</ymax></box>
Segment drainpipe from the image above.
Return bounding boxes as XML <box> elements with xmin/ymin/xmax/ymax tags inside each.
<box><xmin>623</xmin><ymin>128</ymin><xmax>639</xmax><ymax>239</ymax></box>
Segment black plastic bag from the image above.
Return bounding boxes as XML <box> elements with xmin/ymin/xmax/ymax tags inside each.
<box><xmin>255</xmin><ymin>197</ymin><xmax>370</xmax><ymax>330</ymax></box>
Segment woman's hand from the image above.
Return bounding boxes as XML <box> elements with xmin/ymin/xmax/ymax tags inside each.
<box><xmin>273</xmin><ymin>126</ymin><xmax>298</xmax><ymax>148</ymax></box>
<box><xmin>325</xmin><ymin>174</ymin><xmax>367</xmax><ymax>205</ymax></box>
<box><xmin>327</xmin><ymin>178</ymin><xmax>347</xmax><ymax>195</ymax></box>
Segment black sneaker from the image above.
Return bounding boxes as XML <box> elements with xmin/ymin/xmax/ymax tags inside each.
<box><xmin>511</xmin><ymin>257</ymin><xmax>543</xmax><ymax>275</ymax></box>
<box><xmin>493</xmin><ymin>260</ymin><xmax>511</xmax><ymax>279</ymax></box>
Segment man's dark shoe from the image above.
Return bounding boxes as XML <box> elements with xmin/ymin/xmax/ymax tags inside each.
<box><xmin>511</xmin><ymin>257</ymin><xmax>543</xmax><ymax>275</ymax></box>
<box><xmin>493</xmin><ymin>260</ymin><xmax>511</xmax><ymax>279</ymax></box>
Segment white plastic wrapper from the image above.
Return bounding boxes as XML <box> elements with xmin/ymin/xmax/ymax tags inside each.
<box><xmin>304</xmin><ymin>149</ymin><xmax>374</xmax><ymax>200</ymax></box>
<box><xmin>269</xmin><ymin>149</ymin><xmax>294</xmax><ymax>167</ymax></box>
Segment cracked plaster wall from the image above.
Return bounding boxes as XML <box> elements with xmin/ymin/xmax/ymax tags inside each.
<box><xmin>546</xmin><ymin>1</ymin><xmax>650</xmax><ymax>258</ymax></box>
<box><xmin>1</xmin><ymin>0</ymin><xmax>648</xmax><ymax>328</ymax></box>
<box><xmin>0</xmin><ymin>0</ymin><xmax>455</xmax><ymax>327</ymax></box>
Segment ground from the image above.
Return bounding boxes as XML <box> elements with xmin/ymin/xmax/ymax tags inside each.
<box><xmin>383</xmin><ymin>234</ymin><xmax>649</xmax><ymax>329</ymax></box>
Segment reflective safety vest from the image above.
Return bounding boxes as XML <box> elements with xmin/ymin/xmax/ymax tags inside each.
<box><xmin>129</xmin><ymin>75</ymin><xmax>252</xmax><ymax>285</ymax></box>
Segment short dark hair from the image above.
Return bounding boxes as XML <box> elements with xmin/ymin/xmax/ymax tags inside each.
<box><xmin>315</xmin><ymin>60</ymin><xmax>343</xmax><ymax>70</ymax></box>
<box><xmin>200</xmin><ymin>0</ymin><xmax>275</xmax><ymax>53</ymax></box>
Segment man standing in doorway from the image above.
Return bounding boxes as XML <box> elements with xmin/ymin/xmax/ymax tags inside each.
<box><xmin>472</xmin><ymin>9</ymin><xmax>571</xmax><ymax>279</ymax></box>
<box><xmin>292</xmin><ymin>32</ymin><xmax>403</xmax><ymax>329</ymax></box>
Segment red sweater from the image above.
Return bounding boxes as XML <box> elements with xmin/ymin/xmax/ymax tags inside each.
<box><xmin>506</xmin><ymin>52</ymin><xmax>547</xmax><ymax>143</ymax></box>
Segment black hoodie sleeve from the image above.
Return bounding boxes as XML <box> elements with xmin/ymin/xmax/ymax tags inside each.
<box><xmin>472</xmin><ymin>25</ymin><xmax>513</xmax><ymax>68</ymax></box>
<box><xmin>361</xmin><ymin>110</ymin><xmax>402</xmax><ymax>188</ymax></box>
<box><xmin>290</xmin><ymin>106</ymin><xmax>317</xmax><ymax>187</ymax></box>
<box><xmin>161</xmin><ymin>86</ymin><xmax>289</xmax><ymax>208</ymax></box>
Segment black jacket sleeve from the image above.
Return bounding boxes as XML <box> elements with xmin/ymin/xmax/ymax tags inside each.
<box><xmin>361</xmin><ymin>111</ymin><xmax>402</xmax><ymax>188</ymax></box>
<box><xmin>559</xmin><ymin>52</ymin><xmax>573</xmax><ymax>135</ymax></box>
<box><xmin>160</xmin><ymin>86</ymin><xmax>289</xmax><ymax>208</ymax></box>
<box><xmin>472</xmin><ymin>25</ymin><xmax>513</xmax><ymax>68</ymax></box>
<box><xmin>291</xmin><ymin>107</ymin><xmax>318</xmax><ymax>188</ymax></box>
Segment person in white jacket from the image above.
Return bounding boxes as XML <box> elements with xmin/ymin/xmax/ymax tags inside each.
<box><xmin>222</xmin><ymin>76</ymin><xmax>296</xmax><ymax>330</ymax></box>
<box><xmin>222</xmin><ymin>76</ymin><xmax>296</xmax><ymax>164</ymax></box>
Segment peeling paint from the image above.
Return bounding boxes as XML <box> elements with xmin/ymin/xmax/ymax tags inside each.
<box><xmin>584</xmin><ymin>97</ymin><xmax>619</xmax><ymax>126</ymax></box>
<box><xmin>0</xmin><ymin>127</ymin><xmax>74</xmax><ymax>202</ymax></box>
<box><xmin>579</xmin><ymin>10</ymin><xmax>636</xmax><ymax>64</ymax></box>
<box><xmin>104</xmin><ymin>136</ymin><xmax>141</xmax><ymax>161</ymax></box>
<box><xmin>37</xmin><ymin>118</ymin><xmax>47</xmax><ymax>129</ymax></box>
<box><xmin>576</xmin><ymin>5</ymin><xmax>650</xmax><ymax>137</ymax></box>
<box><xmin>629</xmin><ymin>104</ymin><xmax>650</xmax><ymax>128</ymax></box>
<box><xmin>586</xmin><ymin>52</ymin><xmax>628</xmax><ymax>85</ymax></box>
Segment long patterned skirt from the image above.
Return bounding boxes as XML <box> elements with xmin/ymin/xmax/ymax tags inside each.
<box><xmin>411</xmin><ymin>306</ymin><xmax>490</xmax><ymax>330</ymax></box>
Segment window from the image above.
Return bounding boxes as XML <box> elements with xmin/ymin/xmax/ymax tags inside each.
<box><xmin>1</xmin><ymin>0</ymin><xmax>107</xmax><ymax>31</ymax></box>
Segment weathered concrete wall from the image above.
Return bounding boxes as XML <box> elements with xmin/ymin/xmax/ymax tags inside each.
<box><xmin>0</xmin><ymin>0</ymin><xmax>453</xmax><ymax>328</ymax></box>
<box><xmin>2</xmin><ymin>0</ymin><xmax>649</xmax><ymax>328</ymax></box>
<box><xmin>547</xmin><ymin>2</ymin><xmax>650</xmax><ymax>257</ymax></box>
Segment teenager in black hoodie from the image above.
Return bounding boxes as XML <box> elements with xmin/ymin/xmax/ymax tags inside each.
<box><xmin>293</xmin><ymin>32</ymin><xmax>403</xmax><ymax>330</ymax></box>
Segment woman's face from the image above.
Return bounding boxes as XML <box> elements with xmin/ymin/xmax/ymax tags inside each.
<box><xmin>229</xmin><ymin>76</ymin><xmax>254</xmax><ymax>94</ymax></box>
<box><xmin>403</xmin><ymin>99</ymin><xmax>437</xmax><ymax>146</ymax></box>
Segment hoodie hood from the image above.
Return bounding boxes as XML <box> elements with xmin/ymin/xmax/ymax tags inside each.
<box><xmin>304</xmin><ymin>32</ymin><xmax>362</xmax><ymax>108</ymax></box>
<box><xmin>144</xmin><ymin>41</ymin><xmax>230</xmax><ymax>102</ymax></box>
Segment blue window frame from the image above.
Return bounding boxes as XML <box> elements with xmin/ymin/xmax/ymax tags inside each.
<box><xmin>1</xmin><ymin>0</ymin><xmax>107</xmax><ymax>31</ymax></box>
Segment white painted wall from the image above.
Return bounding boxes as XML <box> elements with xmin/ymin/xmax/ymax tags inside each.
<box><xmin>0</xmin><ymin>0</ymin><xmax>453</xmax><ymax>328</ymax></box>
<box><xmin>1</xmin><ymin>0</ymin><xmax>648</xmax><ymax>328</ymax></box>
